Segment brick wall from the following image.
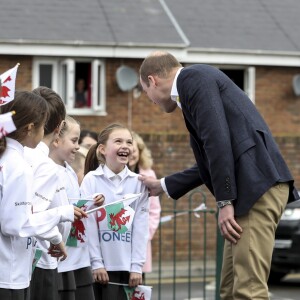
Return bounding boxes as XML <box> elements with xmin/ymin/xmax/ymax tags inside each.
<box><xmin>1</xmin><ymin>56</ymin><xmax>300</xmax><ymax>262</ymax></box>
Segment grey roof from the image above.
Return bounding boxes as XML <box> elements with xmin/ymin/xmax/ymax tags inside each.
<box><xmin>167</xmin><ymin>0</ymin><xmax>300</xmax><ymax>52</ymax></box>
<box><xmin>0</xmin><ymin>0</ymin><xmax>300</xmax><ymax>52</ymax></box>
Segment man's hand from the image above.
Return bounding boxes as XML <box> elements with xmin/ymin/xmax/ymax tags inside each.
<box><xmin>218</xmin><ymin>205</ymin><xmax>243</xmax><ymax>244</ymax></box>
<box><xmin>48</xmin><ymin>241</ymin><xmax>67</xmax><ymax>261</ymax></box>
<box><xmin>73</xmin><ymin>206</ymin><xmax>88</xmax><ymax>220</ymax></box>
<box><xmin>92</xmin><ymin>268</ymin><xmax>109</xmax><ymax>284</ymax></box>
<box><xmin>129</xmin><ymin>272</ymin><xmax>142</xmax><ymax>287</ymax></box>
<box><xmin>138</xmin><ymin>175</ymin><xmax>163</xmax><ymax>196</ymax></box>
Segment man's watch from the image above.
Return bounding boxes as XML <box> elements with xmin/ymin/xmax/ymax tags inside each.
<box><xmin>217</xmin><ymin>200</ymin><xmax>232</xmax><ymax>209</ymax></box>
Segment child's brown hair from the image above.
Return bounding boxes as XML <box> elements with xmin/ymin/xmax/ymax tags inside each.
<box><xmin>0</xmin><ymin>90</ymin><xmax>49</xmax><ymax>157</ymax></box>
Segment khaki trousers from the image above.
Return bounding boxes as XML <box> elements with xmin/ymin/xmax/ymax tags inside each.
<box><xmin>220</xmin><ymin>183</ymin><xmax>289</xmax><ymax>300</ymax></box>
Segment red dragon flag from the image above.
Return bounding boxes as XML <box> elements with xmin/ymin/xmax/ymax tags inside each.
<box><xmin>87</xmin><ymin>193</ymin><xmax>142</xmax><ymax>234</ymax></box>
<box><xmin>0</xmin><ymin>111</ymin><xmax>16</xmax><ymax>138</ymax></box>
<box><xmin>124</xmin><ymin>285</ymin><xmax>152</xmax><ymax>300</ymax></box>
<box><xmin>105</xmin><ymin>199</ymin><xmax>135</xmax><ymax>234</ymax></box>
<box><xmin>66</xmin><ymin>199</ymin><xmax>89</xmax><ymax>247</ymax></box>
<box><xmin>0</xmin><ymin>63</ymin><xmax>20</xmax><ymax>106</ymax></box>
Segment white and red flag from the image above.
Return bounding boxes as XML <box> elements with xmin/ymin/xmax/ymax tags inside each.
<box><xmin>0</xmin><ymin>63</ymin><xmax>20</xmax><ymax>106</ymax></box>
<box><xmin>124</xmin><ymin>284</ymin><xmax>152</xmax><ymax>300</ymax></box>
<box><xmin>0</xmin><ymin>111</ymin><xmax>16</xmax><ymax>138</ymax></box>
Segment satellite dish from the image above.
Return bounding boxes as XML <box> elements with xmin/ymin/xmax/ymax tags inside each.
<box><xmin>292</xmin><ymin>74</ymin><xmax>300</xmax><ymax>96</ymax></box>
<box><xmin>116</xmin><ymin>66</ymin><xmax>138</xmax><ymax>91</ymax></box>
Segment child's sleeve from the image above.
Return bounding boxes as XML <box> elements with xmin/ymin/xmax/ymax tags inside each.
<box><xmin>31</xmin><ymin>161</ymin><xmax>60</xmax><ymax>213</ymax></box>
<box><xmin>81</xmin><ymin>174</ymin><xmax>105</xmax><ymax>270</ymax></box>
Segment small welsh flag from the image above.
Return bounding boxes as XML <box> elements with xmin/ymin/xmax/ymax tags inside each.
<box><xmin>106</xmin><ymin>201</ymin><xmax>135</xmax><ymax>234</ymax></box>
<box><xmin>0</xmin><ymin>111</ymin><xmax>16</xmax><ymax>138</ymax></box>
<box><xmin>66</xmin><ymin>200</ymin><xmax>88</xmax><ymax>247</ymax></box>
<box><xmin>87</xmin><ymin>193</ymin><xmax>141</xmax><ymax>234</ymax></box>
<box><xmin>124</xmin><ymin>285</ymin><xmax>152</xmax><ymax>300</ymax></box>
<box><xmin>0</xmin><ymin>63</ymin><xmax>19</xmax><ymax>105</ymax></box>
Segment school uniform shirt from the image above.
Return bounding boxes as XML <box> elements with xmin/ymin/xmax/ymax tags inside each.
<box><xmin>58</xmin><ymin>162</ymin><xmax>91</xmax><ymax>273</ymax></box>
<box><xmin>80</xmin><ymin>165</ymin><xmax>149</xmax><ymax>274</ymax></box>
<box><xmin>24</xmin><ymin>142</ymin><xmax>74</xmax><ymax>270</ymax></box>
<box><xmin>0</xmin><ymin>139</ymin><xmax>72</xmax><ymax>289</ymax></box>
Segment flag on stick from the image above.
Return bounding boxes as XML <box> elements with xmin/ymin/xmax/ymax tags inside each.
<box><xmin>87</xmin><ymin>193</ymin><xmax>142</xmax><ymax>234</ymax></box>
<box><xmin>0</xmin><ymin>63</ymin><xmax>20</xmax><ymax>105</ymax></box>
<box><xmin>86</xmin><ymin>193</ymin><xmax>141</xmax><ymax>214</ymax></box>
<box><xmin>124</xmin><ymin>284</ymin><xmax>152</xmax><ymax>300</ymax></box>
<box><xmin>160</xmin><ymin>203</ymin><xmax>207</xmax><ymax>223</ymax></box>
<box><xmin>0</xmin><ymin>111</ymin><xmax>16</xmax><ymax>138</ymax></box>
<box><xmin>66</xmin><ymin>199</ymin><xmax>89</xmax><ymax>247</ymax></box>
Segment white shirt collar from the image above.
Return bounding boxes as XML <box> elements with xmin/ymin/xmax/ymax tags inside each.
<box><xmin>103</xmin><ymin>164</ymin><xmax>127</xmax><ymax>181</ymax></box>
<box><xmin>170</xmin><ymin>67</ymin><xmax>184</xmax><ymax>109</ymax></box>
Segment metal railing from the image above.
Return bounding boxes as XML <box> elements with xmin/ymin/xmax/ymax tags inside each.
<box><xmin>146</xmin><ymin>188</ymin><xmax>220</xmax><ymax>300</ymax></box>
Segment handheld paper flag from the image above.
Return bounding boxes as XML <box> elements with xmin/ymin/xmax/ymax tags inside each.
<box><xmin>160</xmin><ymin>203</ymin><xmax>207</xmax><ymax>223</ymax></box>
<box><xmin>66</xmin><ymin>200</ymin><xmax>89</xmax><ymax>247</ymax></box>
<box><xmin>124</xmin><ymin>285</ymin><xmax>152</xmax><ymax>300</ymax></box>
<box><xmin>0</xmin><ymin>63</ymin><xmax>19</xmax><ymax>105</ymax></box>
<box><xmin>86</xmin><ymin>193</ymin><xmax>141</xmax><ymax>214</ymax></box>
<box><xmin>0</xmin><ymin>111</ymin><xmax>16</xmax><ymax>138</ymax></box>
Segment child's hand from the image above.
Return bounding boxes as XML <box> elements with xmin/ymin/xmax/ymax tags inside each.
<box><xmin>48</xmin><ymin>241</ymin><xmax>67</xmax><ymax>261</ymax></box>
<box><xmin>129</xmin><ymin>272</ymin><xmax>142</xmax><ymax>287</ymax></box>
<box><xmin>93</xmin><ymin>193</ymin><xmax>105</xmax><ymax>207</ymax></box>
<box><xmin>73</xmin><ymin>206</ymin><xmax>88</xmax><ymax>220</ymax></box>
<box><xmin>92</xmin><ymin>268</ymin><xmax>109</xmax><ymax>284</ymax></box>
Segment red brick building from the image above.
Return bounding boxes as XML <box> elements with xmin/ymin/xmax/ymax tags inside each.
<box><xmin>1</xmin><ymin>0</ymin><xmax>300</xmax><ymax>262</ymax></box>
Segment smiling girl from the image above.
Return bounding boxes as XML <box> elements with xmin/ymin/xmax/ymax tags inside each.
<box><xmin>49</xmin><ymin>115</ymin><xmax>104</xmax><ymax>300</ymax></box>
<box><xmin>80</xmin><ymin>123</ymin><xmax>149</xmax><ymax>300</ymax></box>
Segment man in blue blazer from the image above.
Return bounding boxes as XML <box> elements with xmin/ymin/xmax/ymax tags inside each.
<box><xmin>139</xmin><ymin>51</ymin><xmax>299</xmax><ymax>299</ymax></box>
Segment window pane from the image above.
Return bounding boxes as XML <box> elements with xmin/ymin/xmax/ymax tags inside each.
<box><xmin>75</xmin><ymin>62</ymin><xmax>91</xmax><ymax>108</ymax></box>
<box><xmin>221</xmin><ymin>69</ymin><xmax>244</xmax><ymax>90</ymax></box>
<box><xmin>39</xmin><ymin>64</ymin><xmax>52</xmax><ymax>88</ymax></box>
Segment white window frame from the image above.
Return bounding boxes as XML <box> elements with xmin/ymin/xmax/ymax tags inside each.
<box><xmin>32</xmin><ymin>59</ymin><xmax>59</xmax><ymax>92</ymax></box>
<box><xmin>33</xmin><ymin>57</ymin><xmax>107</xmax><ymax>116</ymax></box>
<box><xmin>184</xmin><ymin>64</ymin><xmax>256</xmax><ymax>103</ymax></box>
<box><xmin>217</xmin><ymin>65</ymin><xmax>256</xmax><ymax>103</ymax></box>
<box><xmin>244</xmin><ymin>67</ymin><xmax>256</xmax><ymax>103</ymax></box>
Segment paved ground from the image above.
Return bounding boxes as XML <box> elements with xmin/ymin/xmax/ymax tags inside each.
<box><xmin>145</xmin><ymin>261</ymin><xmax>300</xmax><ymax>300</ymax></box>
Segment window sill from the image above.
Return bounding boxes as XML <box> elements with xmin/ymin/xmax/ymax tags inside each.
<box><xmin>66</xmin><ymin>108</ymin><xmax>107</xmax><ymax>116</ymax></box>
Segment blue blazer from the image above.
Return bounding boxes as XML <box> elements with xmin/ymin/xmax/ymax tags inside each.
<box><xmin>165</xmin><ymin>64</ymin><xmax>299</xmax><ymax>216</ymax></box>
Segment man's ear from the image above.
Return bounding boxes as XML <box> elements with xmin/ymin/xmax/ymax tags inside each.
<box><xmin>148</xmin><ymin>75</ymin><xmax>157</xmax><ymax>87</ymax></box>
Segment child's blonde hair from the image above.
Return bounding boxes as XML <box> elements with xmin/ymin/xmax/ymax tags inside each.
<box><xmin>131</xmin><ymin>131</ymin><xmax>153</xmax><ymax>170</ymax></box>
<box><xmin>59</xmin><ymin>115</ymin><xmax>80</xmax><ymax>138</ymax></box>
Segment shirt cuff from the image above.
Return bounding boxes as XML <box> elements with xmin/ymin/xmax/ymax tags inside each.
<box><xmin>130</xmin><ymin>263</ymin><xmax>143</xmax><ymax>274</ymax></box>
<box><xmin>217</xmin><ymin>199</ymin><xmax>235</xmax><ymax>202</ymax></box>
<box><xmin>161</xmin><ymin>178</ymin><xmax>171</xmax><ymax>198</ymax></box>
<box><xmin>59</xmin><ymin>205</ymin><xmax>75</xmax><ymax>222</ymax></box>
<box><xmin>50</xmin><ymin>232</ymin><xmax>62</xmax><ymax>245</ymax></box>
